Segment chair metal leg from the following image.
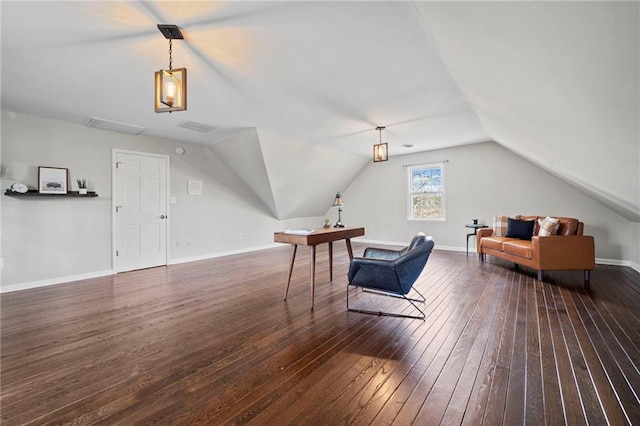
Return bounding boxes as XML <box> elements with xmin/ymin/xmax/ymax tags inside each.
<box><xmin>347</xmin><ymin>285</ymin><xmax>426</xmax><ymax>320</ymax></box>
<box><xmin>361</xmin><ymin>287</ymin><xmax>426</xmax><ymax>304</ymax></box>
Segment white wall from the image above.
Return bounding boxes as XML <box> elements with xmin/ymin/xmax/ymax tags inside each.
<box><xmin>1</xmin><ymin>112</ymin><xmax>320</xmax><ymax>289</ymax></box>
<box><xmin>2</xmin><ymin>113</ymin><xmax>636</xmax><ymax>290</ymax></box>
<box><xmin>632</xmin><ymin>222</ymin><xmax>640</xmax><ymax>271</ymax></box>
<box><xmin>340</xmin><ymin>141</ymin><xmax>635</xmax><ymax>264</ymax></box>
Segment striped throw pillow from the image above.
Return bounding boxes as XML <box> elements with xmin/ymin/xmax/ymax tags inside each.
<box><xmin>537</xmin><ymin>216</ymin><xmax>560</xmax><ymax>236</ymax></box>
<box><xmin>493</xmin><ymin>215</ymin><xmax>520</xmax><ymax>237</ymax></box>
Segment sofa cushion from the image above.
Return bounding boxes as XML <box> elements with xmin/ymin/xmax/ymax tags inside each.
<box><xmin>538</xmin><ymin>216</ymin><xmax>560</xmax><ymax>236</ymax></box>
<box><xmin>506</xmin><ymin>218</ymin><xmax>535</xmax><ymax>240</ymax></box>
<box><xmin>480</xmin><ymin>236</ymin><xmax>510</xmax><ymax>251</ymax></box>
<box><xmin>493</xmin><ymin>215</ymin><xmax>520</xmax><ymax>237</ymax></box>
<box><xmin>502</xmin><ymin>240</ymin><xmax>533</xmax><ymax>259</ymax></box>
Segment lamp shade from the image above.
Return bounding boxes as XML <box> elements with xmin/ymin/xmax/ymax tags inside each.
<box><xmin>374</xmin><ymin>126</ymin><xmax>389</xmax><ymax>162</ymax></box>
<box><xmin>332</xmin><ymin>192</ymin><xmax>343</xmax><ymax>207</ymax></box>
<box><xmin>155</xmin><ymin>67</ymin><xmax>187</xmax><ymax>113</ymax></box>
<box><xmin>373</xmin><ymin>142</ymin><xmax>388</xmax><ymax>162</ymax></box>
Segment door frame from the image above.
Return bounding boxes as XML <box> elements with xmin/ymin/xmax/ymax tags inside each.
<box><xmin>112</xmin><ymin>149</ymin><xmax>171</xmax><ymax>273</ymax></box>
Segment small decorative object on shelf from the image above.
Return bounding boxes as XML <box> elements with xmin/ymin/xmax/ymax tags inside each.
<box><xmin>77</xmin><ymin>178</ymin><xmax>88</xmax><ymax>195</ymax></box>
<box><xmin>38</xmin><ymin>166</ymin><xmax>69</xmax><ymax>194</ymax></box>
<box><xmin>10</xmin><ymin>183</ymin><xmax>28</xmax><ymax>193</ymax></box>
<box><xmin>323</xmin><ymin>218</ymin><xmax>331</xmax><ymax>228</ymax></box>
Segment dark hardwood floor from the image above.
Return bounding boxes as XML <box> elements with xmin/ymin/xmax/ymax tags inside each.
<box><xmin>1</xmin><ymin>243</ymin><xmax>639</xmax><ymax>425</ymax></box>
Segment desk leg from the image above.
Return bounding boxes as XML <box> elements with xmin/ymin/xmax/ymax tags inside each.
<box><xmin>309</xmin><ymin>245</ymin><xmax>316</xmax><ymax>309</ymax></box>
<box><xmin>345</xmin><ymin>238</ymin><xmax>355</xmax><ymax>260</ymax></box>
<box><xmin>283</xmin><ymin>244</ymin><xmax>297</xmax><ymax>300</ymax></box>
<box><xmin>328</xmin><ymin>241</ymin><xmax>333</xmax><ymax>281</ymax></box>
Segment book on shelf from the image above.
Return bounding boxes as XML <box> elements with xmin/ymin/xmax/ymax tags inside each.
<box><xmin>284</xmin><ymin>228</ymin><xmax>315</xmax><ymax>235</ymax></box>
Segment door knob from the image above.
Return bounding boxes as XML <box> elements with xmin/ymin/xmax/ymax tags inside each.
<box><xmin>160</xmin><ymin>215</ymin><xmax>167</xmax><ymax>219</ymax></box>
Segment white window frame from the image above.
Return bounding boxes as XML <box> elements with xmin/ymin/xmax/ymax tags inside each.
<box><xmin>407</xmin><ymin>161</ymin><xmax>446</xmax><ymax>221</ymax></box>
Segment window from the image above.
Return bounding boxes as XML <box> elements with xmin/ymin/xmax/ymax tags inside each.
<box><xmin>407</xmin><ymin>162</ymin><xmax>446</xmax><ymax>221</ymax></box>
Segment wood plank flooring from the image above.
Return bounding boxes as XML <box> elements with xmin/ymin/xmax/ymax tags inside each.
<box><xmin>1</xmin><ymin>243</ymin><xmax>639</xmax><ymax>425</ymax></box>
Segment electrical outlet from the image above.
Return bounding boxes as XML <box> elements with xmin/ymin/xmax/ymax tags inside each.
<box><xmin>176</xmin><ymin>241</ymin><xmax>183</xmax><ymax>248</ymax></box>
<box><xmin>187</xmin><ymin>240</ymin><xmax>194</xmax><ymax>246</ymax></box>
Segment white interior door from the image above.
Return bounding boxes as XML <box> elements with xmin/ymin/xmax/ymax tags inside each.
<box><xmin>114</xmin><ymin>151</ymin><xmax>169</xmax><ymax>272</ymax></box>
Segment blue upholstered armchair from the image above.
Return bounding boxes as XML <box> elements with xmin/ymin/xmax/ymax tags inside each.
<box><xmin>347</xmin><ymin>233</ymin><xmax>435</xmax><ymax>319</ymax></box>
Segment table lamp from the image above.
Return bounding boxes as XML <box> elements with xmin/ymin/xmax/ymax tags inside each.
<box><xmin>332</xmin><ymin>192</ymin><xmax>345</xmax><ymax>228</ymax></box>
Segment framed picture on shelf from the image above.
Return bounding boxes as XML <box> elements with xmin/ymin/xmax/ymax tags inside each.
<box><xmin>38</xmin><ymin>167</ymin><xmax>68</xmax><ymax>194</ymax></box>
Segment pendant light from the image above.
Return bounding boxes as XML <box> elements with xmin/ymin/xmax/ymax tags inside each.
<box><xmin>373</xmin><ymin>126</ymin><xmax>388</xmax><ymax>162</ymax></box>
<box><xmin>154</xmin><ymin>24</ymin><xmax>187</xmax><ymax>113</ymax></box>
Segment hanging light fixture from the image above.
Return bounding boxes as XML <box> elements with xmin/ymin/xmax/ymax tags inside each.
<box><xmin>373</xmin><ymin>126</ymin><xmax>388</xmax><ymax>162</ymax></box>
<box><xmin>155</xmin><ymin>24</ymin><xmax>187</xmax><ymax>113</ymax></box>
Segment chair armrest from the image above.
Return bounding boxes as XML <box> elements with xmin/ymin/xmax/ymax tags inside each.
<box><xmin>532</xmin><ymin>235</ymin><xmax>595</xmax><ymax>270</ymax></box>
<box><xmin>347</xmin><ymin>257</ymin><xmax>398</xmax><ymax>289</ymax></box>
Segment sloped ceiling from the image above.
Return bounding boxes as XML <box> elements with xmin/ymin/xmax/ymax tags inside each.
<box><xmin>1</xmin><ymin>1</ymin><xmax>638</xmax><ymax>221</ymax></box>
<box><xmin>414</xmin><ymin>1</ymin><xmax>640</xmax><ymax>221</ymax></box>
<box><xmin>0</xmin><ymin>1</ymin><xmax>487</xmax><ymax>219</ymax></box>
<box><xmin>208</xmin><ymin>128</ymin><xmax>368</xmax><ymax>219</ymax></box>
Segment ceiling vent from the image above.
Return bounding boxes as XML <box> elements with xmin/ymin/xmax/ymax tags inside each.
<box><xmin>84</xmin><ymin>117</ymin><xmax>147</xmax><ymax>135</ymax></box>
<box><xmin>177</xmin><ymin>120</ymin><xmax>217</xmax><ymax>133</ymax></box>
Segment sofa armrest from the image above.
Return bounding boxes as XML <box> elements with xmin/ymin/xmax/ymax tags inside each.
<box><xmin>476</xmin><ymin>228</ymin><xmax>494</xmax><ymax>253</ymax></box>
<box><xmin>532</xmin><ymin>235</ymin><xmax>595</xmax><ymax>270</ymax></box>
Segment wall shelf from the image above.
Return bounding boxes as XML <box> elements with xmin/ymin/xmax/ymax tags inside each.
<box><xmin>4</xmin><ymin>189</ymin><xmax>98</xmax><ymax>198</ymax></box>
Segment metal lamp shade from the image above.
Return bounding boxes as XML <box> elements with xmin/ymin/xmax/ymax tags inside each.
<box><xmin>373</xmin><ymin>142</ymin><xmax>388</xmax><ymax>162</ymax></box>
<box><xmin>155</xmin><ymin>67</ymin><xmax>187</xmax><ymax>113</ymax></box>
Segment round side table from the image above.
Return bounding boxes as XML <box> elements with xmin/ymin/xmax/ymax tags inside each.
<box><xmin>465</xmin><ymin>224</ymin><xmax>489</xmax><ymax>256</ymax></box>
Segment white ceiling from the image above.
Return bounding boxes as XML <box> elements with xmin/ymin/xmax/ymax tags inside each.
<box><xmin>415</xmin><ymin>1</ymin><xmax>639</xmax><ymax>221</ymax></box>
<box><xmin>0</xmin><ymin>1</ymin><xmax>487</xmax><ymax>157</ymax></box>
<box><xmin>2</xmin><ymin>1</ymin><xmax>638</xmax><ymax>221</ymax></box>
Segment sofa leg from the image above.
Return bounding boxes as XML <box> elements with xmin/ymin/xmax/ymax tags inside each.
<box><xmin>537</xmin><ymin>270</ymin><xmax>543</xmax><ymax>281</ymax></box>
<box><xmin>479</xmin><ymin>253</ymin><xmax>484</xmax><ymax>262</ymax></box>
<box><xmin>584</xmin><ymin>270</ymin><xmax>591</xmax><ymax>283</ymax></box>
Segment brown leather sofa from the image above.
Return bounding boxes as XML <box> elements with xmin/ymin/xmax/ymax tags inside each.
<box><xmin>477</xmin><ymin>216</ymin><xmax>595</xmax><ymax>282</ymax></box>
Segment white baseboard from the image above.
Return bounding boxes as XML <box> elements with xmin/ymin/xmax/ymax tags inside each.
<box><xmin>170</xmin><ymin>243</ymin><xmax>281</xmax><ymax>265</ymax></box>
<box><xmin>596</xmin><ymin>258</ymin><xmax>640</xmax><ymax>273</ymax></box>
<box><xmin>0</xmin><ymin>244</ymin><xmax>282</xmax><ymax>293</ymax></box>
<box><xmin>1</xmin><ymin>269</ymin><xmax>115</xmax><ymax>294</ymax></box>
<box><xmin>356</xmin><ymin>238</ymin><xmax>407</xmax><ymax>248</ymax></box>
<box><xmin>3</xmin><ymin>244</ymin><xmax>637</xmax><ymax>293</ymax></box>
<box><xmin>596</xmin><ymin>258</ymin><xmax>628</xmax><ymax>267</ymax></box>
<box><xmin>357</xmin><ymin>239</ymin><xmax>473</xmax><ymax>254</ymax></box>
<box><xmin>359</xmin><ymin>239</ymin><xmax>640</xmax><ymax>272</ymax></box>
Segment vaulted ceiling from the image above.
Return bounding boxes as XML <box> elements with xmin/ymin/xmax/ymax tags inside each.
<box><xmin>2</xmin><ymin>1</ymin><xmax>638</xmax><ymax>220</ymax></box>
